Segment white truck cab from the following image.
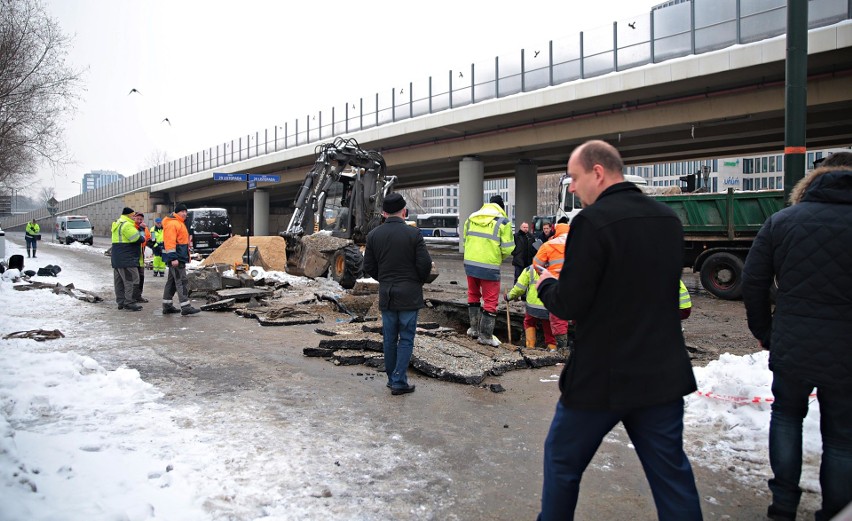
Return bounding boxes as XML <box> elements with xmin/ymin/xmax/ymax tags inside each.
<box><xmin>55</xmin><ymin>215</ymin><xmax>94</xmax><ymax>245</ymax></box>
<box><xmin>557</xmin><ymin>174</ymin><xmax>649</xmax><ymax>223</ymax></box>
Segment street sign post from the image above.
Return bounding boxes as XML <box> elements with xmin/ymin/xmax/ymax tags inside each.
<box><xmin>212</xmin><ymin>173</ymin><xmax>281</xmax><ymax>263</ymax></box>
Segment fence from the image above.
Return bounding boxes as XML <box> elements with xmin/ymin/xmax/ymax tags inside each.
<box><xmin>2</xmin><ymin>0</ymin><xmax>849</xmax><ymax>230</ymax></box>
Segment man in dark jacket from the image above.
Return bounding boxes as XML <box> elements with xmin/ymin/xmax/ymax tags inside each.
<box><xmin>742</xmin><ymin>155</ymin><xmax>852</xmax><ymax>521</ymax></box>
<box><xmin>535</xmin><ymin>140</ymin><xmax>701</xmax><ymax>521</ymax></box>
<box><xmin>111</xmin><ymin>207</ymin><xmax>145</xmax><ymax>311</ymax></box>
<box><xmin>536</xmin><ymin>220</ymin><xmax>554</xmax><ymax>244</ymax></box>
<box><xmin>511</xmin><ymin>221</ymin><xmax>535</xmax><ymax>282</ymax></box>
<box><xmin>363</xmin><ymin>193</ymin><xmax>433</xmax><ymax>396</ymax></box>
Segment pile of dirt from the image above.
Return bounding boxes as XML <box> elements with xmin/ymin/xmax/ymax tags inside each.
<box><xmin>201</xmin><ymin>235</ymin><xmax>288</xmax><ymax>272</ymax></box>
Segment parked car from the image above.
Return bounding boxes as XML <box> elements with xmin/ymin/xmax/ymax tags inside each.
<box><xmin>186</xmin><ymin>208</ymin><xmax>231</xmax><ymax>255</ymax></box>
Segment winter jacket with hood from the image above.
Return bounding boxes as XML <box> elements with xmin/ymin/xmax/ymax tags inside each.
<box><xmin>742</xmin><ymin>167</ymin><xmax>852</xmax><ymax>386</ymax></box>
<box><xmin>462</xmin><ymin>202</ymin><xmax>514</xmax><ymax>280</ymax></box>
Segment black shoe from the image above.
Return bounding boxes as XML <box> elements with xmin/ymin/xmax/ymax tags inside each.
<box><xmin>124</xmin><ymin>303</ymin><xmax>142</xmax><ymax>311</ymax></box>
<box><xmin>136</xmin><ymin>297</ymin><xmax>150</xmax><ymax>303</ymax></box>
<box><xmin>767</xmin><ymin>505</ymin><xmax>796</xmax><ymax>521</ymax></box>
<box><xmin>117</xmin><ymin>304</ymin><xmax>124</xmax><ymax>310</ymax></box>
<box><xmin>162</xmin><ymin>305</ymin><xmax>180</xmax><ymax>314</ymax></box>
<box><xmin>391</xmin><ymin>384</ymin><xmax>416</xmax><ymax>395</ymax></box>
<box><xmin>180</xmin><ymin>305</ymin><xmax>201</xmax><ymax>316</ymax></box>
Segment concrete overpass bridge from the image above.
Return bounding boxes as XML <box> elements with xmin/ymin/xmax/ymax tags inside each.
<box><xmin>3</xmin><ymin>0</ymin><xmax>851</xmax><ymax>237</ymax></box>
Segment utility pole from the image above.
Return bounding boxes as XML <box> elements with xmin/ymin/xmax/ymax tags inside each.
<box><xmin>784</xmin><ymin>0</ymin><xmax>808</xmax><ymax>203</ymax></box>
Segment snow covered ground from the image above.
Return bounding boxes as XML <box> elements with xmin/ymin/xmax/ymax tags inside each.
<box><xmin>0</xmin><ymin>236</ymin><xmax>825</xmax><ymax>520</ymax></box>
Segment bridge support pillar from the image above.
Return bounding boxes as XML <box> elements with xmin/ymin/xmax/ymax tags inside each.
<box><xmin>514</xmin><ymin>160</ymin><xmax>537</xmax><ymax>229</ymax></box>
<box><xmin>458</xmin><ymin>157</ymin><xmax>484</xmax><ymax>253</ymax></box>
<box><xmin>253</xmin><ymin>189</ymin><xmax>270</xmax><ymax>236</ymax></box>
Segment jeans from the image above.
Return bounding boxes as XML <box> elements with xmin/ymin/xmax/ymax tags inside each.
<box><xmin>769</xmin><ymin>370</ymin><xmax>852</xmax><ymax>521</ymax></box>
<box><xmin>381</xmin><ymin>309</ymin><xmax>419</xmax><ymax>389</ymax></box>
<box><xmin>538</xmin><ymin>399</ymin><xmax>702</xmax><ymax>521</ymax></box>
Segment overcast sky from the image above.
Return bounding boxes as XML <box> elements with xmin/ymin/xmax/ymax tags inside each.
<box><xmin>41</xmin><ymin>0</ymin><xmax>657</xmax><ymax>200</ymax></box>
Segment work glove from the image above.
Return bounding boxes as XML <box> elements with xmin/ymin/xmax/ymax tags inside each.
<box><xmin>503</xmin><ymin>292</ymin><xmax>512</xmax><ymax>302</ymax></box>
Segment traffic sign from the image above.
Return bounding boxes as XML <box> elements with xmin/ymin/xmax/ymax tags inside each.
<box><xmin>249</xmin><ymin>174</ymin><xmax>280</xmax><ymax>183</ymax></box>
<box><xmin>248</xmin><ymin>180</ymin><xmax>257</xmax><ymax>190</ymax></box>
<box><xmin>213</xmin><ymin>173</ymin><xmax>247</xmax><ymax>182</ymax></box>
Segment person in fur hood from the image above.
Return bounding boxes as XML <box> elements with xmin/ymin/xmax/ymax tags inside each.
<box><xmin>742</xmin><ymin>152</ymin><xmax>852</xmax><ymax>521</ymax></box>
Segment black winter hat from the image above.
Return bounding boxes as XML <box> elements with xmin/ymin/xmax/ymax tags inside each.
<box><xmin>121</xmin><ymin>207</ymin><xmax>135</xmax><ymax>215</ymax></box>
<box><xmin>489</xmin><ymin>195</ymin><xmax>505</xmax><ymax>210</ymax></box>
<box><xmin>174</xmin><ymin>203</ymin><xmax>188</xmax><ymax>213</ymax></box>
<box><xmin>382</xmin><ymin>193</ymin><xmax>406</xmax><ymax>214</ymax></box>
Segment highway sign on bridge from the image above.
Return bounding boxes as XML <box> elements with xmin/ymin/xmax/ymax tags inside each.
<box><xmin>213</xmin><ymin>173</ymin><xmax>280</xmax><ymax>183</ymax></box>
<box><xmin>213</xmin><ymin>173</ymin><xmax>247</xmax><ymax>182</ymax></box>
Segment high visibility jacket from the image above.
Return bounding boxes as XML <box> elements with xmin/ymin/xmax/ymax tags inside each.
<box><xmin>151</xmin><ymin>227</ymin><xmax>164</xmax><ymax>247</ymax></box>
<box><xmin>25</xmin><ymin>222</ymin><xmax>40</xmax><ymax>237</ymax></box>
<box><xmin>534</xmin><ymin>223</ymin><xmax>570</xmax><ymax>275</ymax></box>
<box><xmin>679</xmin><ymin>280</ymin><xmax>692</xmax><ymax>310</ymax></box>
<box><xmin>162</xmin><ymin>213</ymin><xmax>190</xmax><ymax>263</ymax></box>
<box><xmin>111</xmin><ymin>214</ymin><xmax>144</xmax><ymax>268</ymax></box>
<box><xmin>507</xmin><ymin>265</ymin><xmax>549</xmax><ymax>319</ymax></box>
<box><xmin>462</xmin><ymin>203</ymin><xmax>514</xmax><ymax>281</ymax></box>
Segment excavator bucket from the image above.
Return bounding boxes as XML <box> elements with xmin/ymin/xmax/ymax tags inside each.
<box><xmin>285</xmin><ymin>233</ymin><xmax>355</xmax><ymax>280</ymax></box>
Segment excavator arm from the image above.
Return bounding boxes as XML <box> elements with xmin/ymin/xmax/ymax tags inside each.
<box><xmin>281</xmin><ymin>138</ymin><xmax>396</xmax><ymax>286</ymax></box>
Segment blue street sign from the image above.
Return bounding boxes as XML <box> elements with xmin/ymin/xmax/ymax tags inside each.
<box><xmin>248</xmin><ymin>174</ymin><xmax>280</xmax><ymax>183</ymax></box>
<box><xmin>213</xmin><ymin>173</ymin><xmax>247</xmax><ymax>182</ymax></box>
<box><xmin>248</xmin><ymin>180</ymin><xmax>257</xmax><ymax>190</ymax></box>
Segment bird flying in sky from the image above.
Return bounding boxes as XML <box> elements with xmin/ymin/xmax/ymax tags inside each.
<box><xmin>128</xmin><ymin>88</ymin><xmax>142</xmax><ymax>95</ymax></box>
<box><xmin>628</xmin><ymin>22</ymin><xmax>636</xmax><ymax>29</ymax></box>
<box><xmin>161</xmin><ymin>118</ymin><xmax>171</xmax><ymax>126</ymax></box>
<box><xmin>534</xmin><ymin>50</ymin><xmax>540</xmax><ymax>58</ymax></box>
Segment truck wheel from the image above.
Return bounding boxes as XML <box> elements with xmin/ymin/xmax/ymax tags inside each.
<box><xmin>330</xmin><ymin>244</ymin><xmax>363</xmax><ymax>289</ymax></box>
<box><xmin>700</xmin><ymin>252</ymin><xmax>744</xmax><ymax>300</ymax></box>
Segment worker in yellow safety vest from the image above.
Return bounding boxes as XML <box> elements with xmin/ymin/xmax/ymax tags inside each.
<box><xmin>463</xmin><ymin>195</ymin><xmax>515</xmax><ymax>347</ymax></box>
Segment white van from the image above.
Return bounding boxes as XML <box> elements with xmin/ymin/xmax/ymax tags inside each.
<box><xmin>55</xmin><ymin>215</ymin><xmax>94</xmax><ymax>245</ymax></box>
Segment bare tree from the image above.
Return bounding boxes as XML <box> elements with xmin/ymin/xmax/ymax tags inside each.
<box><xmin>139</xmin><ymin>148</ymin><xmax>170</xmax><ymax>173</ymax></box>
<box><xmin>37</xmin><ymin>184</ymin><xmax>55</xmax><ymax>207</ymax></box>
<box><xmin>0</xmin><ymin>0</ymin><xmax>84</xmax><ymax>188</ymax></box>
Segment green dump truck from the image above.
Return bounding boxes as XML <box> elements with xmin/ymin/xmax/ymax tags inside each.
<box><xmin>653</xmin><ymin>188</ymin><xmax>785</xmax><ymax>300</ymax></box>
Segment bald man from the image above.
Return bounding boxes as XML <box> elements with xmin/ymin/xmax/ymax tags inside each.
<box><xmin>535</xmin><ymin>140</ymin><xmax>701</xmax><ymax>521</ymax></box>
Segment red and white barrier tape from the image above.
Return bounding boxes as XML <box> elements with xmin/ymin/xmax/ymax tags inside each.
<box><xmin>695</xmin><ymin>390</ymin><xmax>817</xmax><ymax>405</ymax></box>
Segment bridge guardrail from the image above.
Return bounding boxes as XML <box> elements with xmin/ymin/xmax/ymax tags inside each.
<box><xmin>2</xmin><ymin>0</ymin><xmax>849</xmax><ymax>231</ymax></box>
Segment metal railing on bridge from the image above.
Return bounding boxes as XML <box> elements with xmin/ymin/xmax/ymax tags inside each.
<box><xmin>3</xmin><ymin>0</ymin><xmax>850</xmax><ymax>230</ymax></box>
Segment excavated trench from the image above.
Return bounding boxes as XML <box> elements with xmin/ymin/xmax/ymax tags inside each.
<box><xmin>187</xmin><ymin>267</ymin><xmax>569</xmax><ymax>389</ymax></box>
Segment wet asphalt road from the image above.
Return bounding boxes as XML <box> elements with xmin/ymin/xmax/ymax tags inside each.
<box><xmin>20</xmin><ymin>236</ymin><xmax>786</xmax><ymax>520</ymax></box>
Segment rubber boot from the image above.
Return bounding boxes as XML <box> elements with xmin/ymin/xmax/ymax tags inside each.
<box><xmin>555</xmin><ymin>334</ymin><xmax>569</xmax><ymax>351</ymax></box>
<box><xmin>27</xmin><ymin>249</ymin><xmax>30</xmax><ymax>258</ymax></box>
<box><xmin>546</xmin><ymin>343</ymin><xmax>557</xmax><ymax>352</ymax></box>
<box><xmin>524</xmin><ymin>327</ymin><xmax>537</xmax><ymax>349</ymax></box>
<box><xmin>477</xmin><ymin>311</ymin><xmax>500</xmax><ymax>347</ymax></box>
<box><xmin>466</xmin><ymin>305</ymin><xmax>481</xmax><ymax>338</ymax></box>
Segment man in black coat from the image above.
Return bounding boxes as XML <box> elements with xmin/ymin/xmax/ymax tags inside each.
<box><xmin>363</xmin><ymin>193</ymin><xmax>433</xmax><ymax>396</ymax></box>
<box><xmin>511</xmin><ymin>221</ymin><xmax>535</xmax><ymax>282</ymax></box>
<box><xmin>535</xmin><ymin>140</ymin><xmax>701</xmax><ymax>521</ymax></box>
<box><xmin>742</xmin><ymin>155</ymin><xmax>852</xmax><ymax>521</ymax></box>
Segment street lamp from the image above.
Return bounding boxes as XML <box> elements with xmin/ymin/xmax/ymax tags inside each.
<box><xmin>71</xmin><ymin>180</ymin><xmax>81</xmax><ymax>195</ymax></box>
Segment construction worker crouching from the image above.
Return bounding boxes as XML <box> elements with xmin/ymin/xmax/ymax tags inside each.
<box><xmin>533</xmin><ymin>222</ymin><xmax>571</xmax><ymax>350</ymax></box>
<box><xmin>506</xmin><ymin>263</ymin><xmax>556</xmax><ymax>350</ymax></box>
<box><xmin>463</xmin><ymin>195</ymin><xmax>514</xmax><ymax>347</ymax></box>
